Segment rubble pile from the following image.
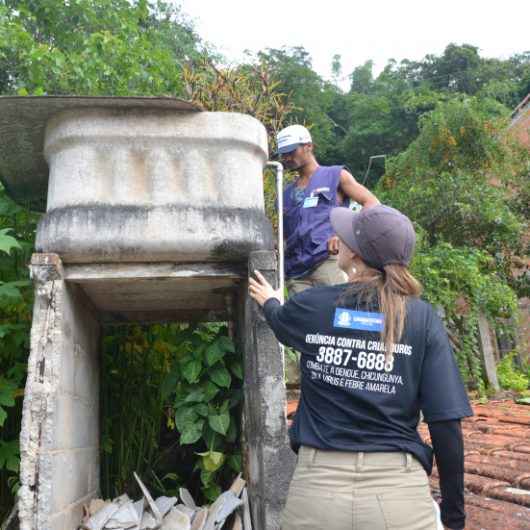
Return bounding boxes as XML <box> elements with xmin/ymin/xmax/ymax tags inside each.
<box><xmin>80</xmin><ymin>473</ymin><xmax>251</xmax><ymax>530</ymax></box>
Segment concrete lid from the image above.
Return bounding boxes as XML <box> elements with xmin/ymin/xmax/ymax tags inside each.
<box><xmin>0</xmin><ymin>95</ymin><xmax>201</xmax><ymax>211</ymax></box>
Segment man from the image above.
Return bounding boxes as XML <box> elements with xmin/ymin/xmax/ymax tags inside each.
<box><xmin>277</xmin><ymin>124</ymin><xmax>379</xmax><ymax>295</ymax></box>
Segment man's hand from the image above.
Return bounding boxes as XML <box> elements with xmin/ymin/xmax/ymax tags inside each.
<box><xmin>328</xmin><ymin>236</ymin><xmax>340</xmax><ymax>255</ymax></box>
<box><xmin>248</xmin><ymin>270</ymin><xmax>282</xmax><ymax>307</ymax></box>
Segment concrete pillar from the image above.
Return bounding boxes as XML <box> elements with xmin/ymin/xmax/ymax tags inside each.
<box><xmin>478</xmin><ymin>313</ymin><xmax>500</xmax><ymax>391</ymax></box>
<box><xmin>237</xmin><ymin>251</ymin><xmax>296</xmax><ymax>530</ymax></box>
<box><xmin>18</xmin><ymin>254</ymin><xmax>101</xmax><ymax>530</ymax></box>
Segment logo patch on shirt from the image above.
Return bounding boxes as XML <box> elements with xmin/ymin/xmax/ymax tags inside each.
<box><xmin>333</xmin><ymin>308</ymin><xmax>384</xmax><ymax>332</ymax></box>
<box><xmin>303</xmin><ymin>196</ymin><xmax>319</xmax><ymax>208</ymax></box>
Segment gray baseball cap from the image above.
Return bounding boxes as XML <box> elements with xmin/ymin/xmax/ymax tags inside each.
<box><xmin>330</xmin><ymin>205</ymin><xmax>416</xmax><ymax>271</ymax></box>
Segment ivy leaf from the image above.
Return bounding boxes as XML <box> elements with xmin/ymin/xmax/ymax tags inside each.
<box><xmin>203</xmin><ymin>427</ymin><xmax>219</xmax><ymax>450</ymax></box>
<box><xmin>208</xmin><ymin>411</ymin><xmax>230</xmax><ymax>435</ymax></box>
<box><xmin>0</xmin><ymin>282</ymin><xmax>23</xmax><ymax>300</ymax></box>
<box><xmin>220</xmin><ymin>399</ymin><xmax>230</xmax><ymax>413</ymax></box>
<box><xmin>229</xmin><ymin>361</ymin><xmax>243</xmax><ymax>380</ymax></box>
<box><xmin>196</xmin><ymin>450</ymin><xmax>225</xmax><ymax>472</ymax></box>
<box><xmin>205</xmin><ymin>342</ymin><xmax>224</xmax><ymax>367</ymax></box>
<box><xmin>0</xmin><ymin>325</ymin><xmax>15</xmax><ymax>339</ymax></box>
<box><xmin>227</xmin><ymin>454</ymin><xmax>241</xmax><ymax>473</ymax></box>
<box><xmin>200</xmin><ymin>468</ymin><xmax>214</xmax><ymax>486</ymax></box>
<box><xmin>225</xmin><ymin>417</ymin><xmax>237</xmax><ymax>443</ymax></box>
<box><xmin>0</xmin><ymin>229</ymin><xmax>21</xmax><ymax>255</ymax></box>
<box><xmin>194</xmin><ymin>403</ymin><xmax>208</xmax><ymax>417</ymax></box>
<box><xmin>180</xmin><ymin>419</ymin><xmax>204</xmax><ymax>445</ymax></box>
<box><xmin>203</xmin><ymin>483</ymin><xmax>221</xmax><ymax>502</ymax></box>
<box><xmin>217</xmin><ymin>336</ymin><xmax>235</xmax><ymax>353</ymax></box>
<box><xmin>0</xmin><ymin>378</ymin><xmax>17</xmax><ymax>408</ymax></box>
<box><xmin>184</xmin><ymin>388</ymin><xmax>206</xmax><ymax>403</ymax></box>
<box><xmin>182</xmin><ymin>360</ymin><xmax>202</xmax><ymax>384</ymax></box>
<box><xmin>175</xmin><ymin>407</ymin><xmax>198</xmax><ymax>433</ymax></box>
<box><xmin>203</xmin><ymin>381</ymin><xmax>220</xmax><ymax>401</ymax></box>
<box><xmin>210</xmin><ymin>366</ymin><xmax>231</xmax><ymax>389</ymax></box>
<box><xmin>0</xmin><ymin>409</ymin><xmax>7</xmax><ymax>428</ymax></box>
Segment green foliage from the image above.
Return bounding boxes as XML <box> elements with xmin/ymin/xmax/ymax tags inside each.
<box><xmin>0</xmin><ymin>377</ymin><xmax>17</xmax><ymax>427</ymax></box>
<box><xmin>0</xmin><ymin>0</ymin><xmax>204</xmax><ymax>96</ymax></box>
<box><xmin>0</xmin><ymin>185</ymin><xmax>36</xmax><ymax>517</ymax></box>
<box><xmin>410</xmin><ymin>237</ymin><xmax>518</xmax><ymax>388</ymax></box>
<box><xmin>497</xmin><ymin>353</ymin><xmax>529</xmax><ymax>393</ymax></box>
<box><xmin>257</xmin><ymin>47</ymin><xmax>338</xmax><ymax>162</ymax></box>
<box><xmin>100</xmin><ymin>322</ymin><xmax>242</xmax><ymax>504</ymax></box>
<box><xmin>377</xmin><ymin>97</ymin><xmax>527</xmax><ymax>392</ymax></box>
<box><xmin>182</xmin><ymin>54</ymin><xmax>292</xmax><ymax>142</ymax></box>
<box><xmin>0</xmin><ymin>229</ymin><xmax>20</xmax><ymax>255</ymax></box>
<box><xmin>380</xmin><ymin>97</ymin><xmax>528</xmax><ymax>269</ymax></box>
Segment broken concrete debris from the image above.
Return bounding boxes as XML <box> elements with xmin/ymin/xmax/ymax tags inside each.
<box><xmin>80</xmin><ymin>474</ymin><xmax>251</xmax><ymax>530</ymax></box>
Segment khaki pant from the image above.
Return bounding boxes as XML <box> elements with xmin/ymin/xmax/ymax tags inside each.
<box><xmin>282</xmin><ymin>447</ymin><xmax>438</xmax><ymax>530</ymax></box>
<box><xmin>286</xmin><ymin>256</ymin><xmax>347</xmax><ymax>296</ymax></box>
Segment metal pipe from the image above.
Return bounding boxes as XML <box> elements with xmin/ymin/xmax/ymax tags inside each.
<box><xmin>361</xmin><ymin>154</ymin><xmax>386</xmax><ymax>185</ymax></box>
<box><xmin>266</xmin><ymin>161</ymin><xmax>285</xmax><ymax>303</ymax></box>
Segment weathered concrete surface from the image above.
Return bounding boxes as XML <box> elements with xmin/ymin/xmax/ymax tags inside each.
<box><xmin>478</xmin><ymin>313</ymin><xmax>500</xmax><ymax>391</ymax></box>
<box><xmin>20</xmin><ymin>253</ymin><xmax>291</xmax><ymax>530</ymax></box>
<box><xmin>237</xmin><ymin>251</ymin><xmax>296</xmax><ymax>530</ymax></box>
<box><xmin>19</xmin><ymin>254</ymin><xmax>100</xmax><ymax>530</ymax></box>
<box><xmin>63</xmin><ymin>262</ymin><xmax>245</xmax><ymax>323</ymax></box>
<box><xmin>0</xmin><ymin>96</ymin><xmax>200</xmax><ymax>211</ymax></box>
<box><xmin>34</xmin><ymin>108</ymin><xmax>272</xmax><ymax>263</ymax></box>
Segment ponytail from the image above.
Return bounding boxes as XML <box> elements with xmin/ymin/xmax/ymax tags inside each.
<box><xmin>339</xmin><ymin>265</ymin><xmax>422</xmax><ymax>361</ymax></box>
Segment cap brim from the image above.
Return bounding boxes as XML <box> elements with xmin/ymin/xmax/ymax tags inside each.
<box><xmin>277</xmin><ymin>143</ymin><xmax>300</xmax><ymax>155</ymax></box>
<box><xmin>330</xmin><ymin>207</ymin><xmax>363</xmax><ymax>256</ymax></box>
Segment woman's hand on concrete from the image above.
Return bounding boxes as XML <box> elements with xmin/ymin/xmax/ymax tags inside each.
<box><xmin>249</xmin><ymin>270</ymin><xmax>282</xmax><ymax>307</ymax></box>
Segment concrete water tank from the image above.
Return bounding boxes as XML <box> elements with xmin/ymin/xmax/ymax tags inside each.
<box><xmin>0</xmin><ymin>96</ymin><xmax>272</xmax><ymax>263</ymax></box>
<box><xmin>38</xmin><ymin>108</ymin><xmax>272</xmax><ymax>263</ymax></box>
<box><xmin>0</xmin><ymin>97</ymin><xmax>293</xmax><ymax>530</ymax></box>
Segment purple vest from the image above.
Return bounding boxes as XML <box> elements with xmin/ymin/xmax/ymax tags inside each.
<box><xmin>283</xmin><ymin>165</ymin><xmax>345</xmax><ymax>278</ymax></box>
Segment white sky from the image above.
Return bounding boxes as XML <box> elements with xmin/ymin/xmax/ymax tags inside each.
<box><xmin>178</xmin><ymin>0</ymin><xmax>529</xmax><ymax>87</ymax></box>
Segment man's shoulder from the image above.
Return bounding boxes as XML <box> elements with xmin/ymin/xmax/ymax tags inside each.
<box><xmin>317</xmin><ymin>164</ymin><xmax>345</xmax><ymax>173</ymax></box>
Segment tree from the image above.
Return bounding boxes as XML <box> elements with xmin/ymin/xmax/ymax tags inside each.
<box><xmin>331</xmin><ymin>53</ymin><xmax>342</xmax><ymax>84</ymax></box>
<box><xmin>257</xmin><ymin>46</ymin><xmax>339</xmax><ymax>163</ymax></box>
<box><xmin>0</xmin><ymin>0</ymin><xmax>204</xmax><ymax>96</ymax></box>
<box><xmin>349</xmin><ymin>60</ymin><xmax>374</xmax><ymax>94</ymax></box>
<box><xmin>377</xmin><ymin>96</ymin><xmax>529</xmax><ymax>389</ymax></box>
<box><xmin>380</xmin><ymin>97</ymin><xmax>527</xmax><ymax>254</ymax></box>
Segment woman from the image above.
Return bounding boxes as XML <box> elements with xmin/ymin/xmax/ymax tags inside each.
<box><xmin>249</xmin><ymin>205</ymin><xmax>472</xmax><ymax>530</ymax></box>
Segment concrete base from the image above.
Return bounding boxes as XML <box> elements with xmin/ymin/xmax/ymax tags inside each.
<box><xmin>19</xmin><ymin>255</ymin><xmax>100</xmax><ymax>530</ymax></box>
<box><xmin>238</xmin><ymin>251</ymin><xmax>296</xmax><ymax>530</ymax></box>
<box><xmin>19</xmin><ymin>253</ymin><xmax>294</xmax><ymax>530</ymax></box>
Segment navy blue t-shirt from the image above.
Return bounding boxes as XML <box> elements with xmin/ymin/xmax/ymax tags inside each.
<box><xmin>263</xmin><ymin>284</ymin><xmax>473</xmax><ymax>474</ymax></box>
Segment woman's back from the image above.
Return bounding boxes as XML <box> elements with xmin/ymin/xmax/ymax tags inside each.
<box><xmin>250</xmin><ymin>204</ymin><xmax>472</xmax><ymax>529</ymax></box>
<box><xmin>265</xmin><ymin>283</ymin><xmax>471</xmax><ymax>475</ymax></box>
